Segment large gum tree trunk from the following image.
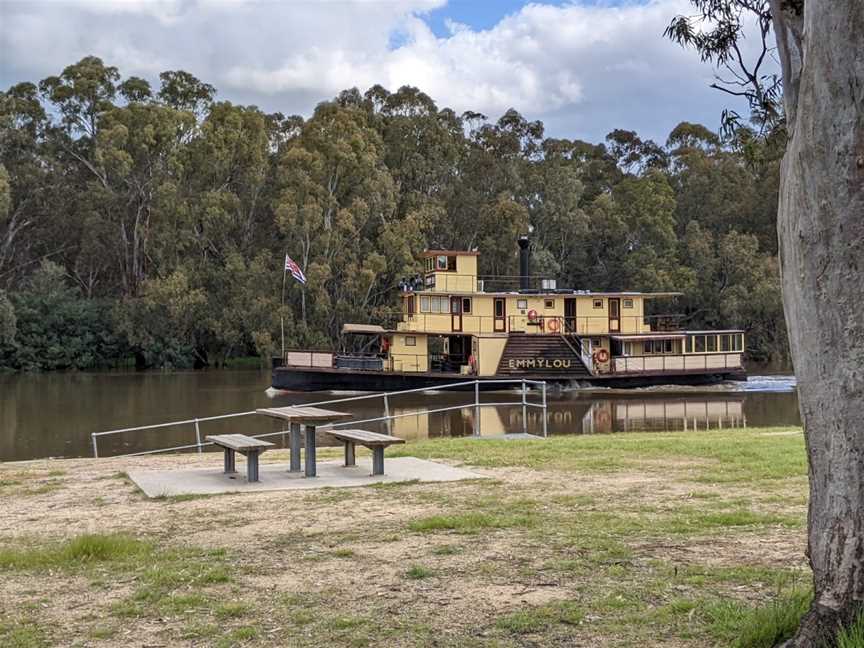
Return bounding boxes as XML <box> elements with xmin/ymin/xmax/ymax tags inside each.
<box><xmin>770</xmin><ymin>0</ymin><xmax>864</xmax><ymax>644</ymax></box>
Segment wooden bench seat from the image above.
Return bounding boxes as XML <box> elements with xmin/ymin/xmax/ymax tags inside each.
<box><xmin>326</xmin><ymin>429</ymin><xmax>405</xmax><ymax>475</ymax></box>
<box><xmin>206</xmin><ymin>434</ymin><xmax>274</xmax><ymax>483</ymax></box>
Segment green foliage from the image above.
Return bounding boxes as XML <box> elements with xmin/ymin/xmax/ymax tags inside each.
<box><xmin>0</xmin><ymin>56</ymin><xmax>790</xmax><ymax>370</ymax></box>
<box><xmin>0</xmin><ymin>262</ymin><xmax>123</xmax><ymax>370</ymax></box>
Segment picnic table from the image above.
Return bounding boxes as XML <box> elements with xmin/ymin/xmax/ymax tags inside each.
<box><xmin>255</xmin><ymin>406</ymin><xmax>352</xmax><ymax>477</ymax></box>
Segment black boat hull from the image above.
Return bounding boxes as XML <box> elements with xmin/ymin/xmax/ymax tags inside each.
<box><xmin>271</xmin><ymin>366</ymin><xmax>747</xmax><ymax>392</ymax></box>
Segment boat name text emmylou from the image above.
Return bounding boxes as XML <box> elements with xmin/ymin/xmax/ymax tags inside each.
<box><xmin>507</xmin><ymin>358</ymin><xmax>572</xmax><ymax>370</ymax></box>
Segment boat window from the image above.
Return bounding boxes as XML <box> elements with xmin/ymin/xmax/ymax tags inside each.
<box><xmin>545</xmin><ymin>299</ymin><xmax>554</xmax><ymax>309</ymax></box>
<box><xmin>495</xmin><ymin>299</ymin><xmax>505</xmax><ymax>317</ymax></box>
<box><xmin>664</xmin><ymin>339</ymin><xmax>673</xmax><ymax>353</ymax></box>
<box><xmin>517</xmin><ymin>299</ymin><xmax>528</xmax><ymax>310</ymax></box>
<box><xmin>734</xmin><ymin>334</ymin><xmax>743</xmax><ymax>351</ymax></box>
<box><xmin>448</xmin><ymin>256</ymin><xmax>457</xmax><ymax>271</ymax></box>
<box><xmin>436</xmin><ymin>255</ymin><xmax>448</xmax><ymax>270</ymax></box>
<box><xmin>404</xmin><ymin>296</ymin><xmax>415</xmax><ymax>314</ymax></box>
<box><xmin>644</xmin><ymin>341</ymin><xmax>653</xmax><ymax>354</ymax></box>
<box><xmin>720</xmin><ymin>334</ymin><xmax>731</xmax><ymax>351</ymax></box>
<box><xmin>425</xmin><ymin>257</ymin><xmax>434</xmax><ymax>272</ymax></box>
<box><xmin>707</xmin><ymin>335</ymin><xmax>717</xmax><ymax>352</ymax></box>
<box><xmin>420</xmin><ymin>296</ymin><xmax>430</xmax><ymax>312</ymax></box>
<box><xmin>593</xmin><ymin>299</ymin><xmax>603</xmax><ymax>309</ymax></box>
<box><xmin>405</xmin><ymin>336</ymin><xmax>416</xmax><ymax>346</ymax></box>
<box><xmin>695</xmin><ymin>335</ymin><xmax>706</xmax><ymax>353</ymax></box>
<box><xmin>462</xmin><ymin>298</ymin><xmax>471</xmax><ymax>313</ymax></box>
<box><xmin>623</xmin><ymin>299</ymin><xmax>634</xmax><ymax>308</ymax></box>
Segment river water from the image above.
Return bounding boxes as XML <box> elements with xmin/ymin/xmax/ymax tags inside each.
<box><xmin>0</xmin><ymin>369</ymin><xmax>800</xmax><ymax>462</ymax></box>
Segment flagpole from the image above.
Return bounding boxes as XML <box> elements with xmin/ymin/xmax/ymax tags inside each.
<box><xmin>280</xmin><ymin>256</ymin><xmax>287</xmax><ymax>360</ymax></box>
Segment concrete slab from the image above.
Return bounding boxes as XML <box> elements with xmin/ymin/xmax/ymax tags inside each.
<box><xmin>128</xmin><ymin>457</ymin><xmax>486</xmax><ymax>498</ymax></box>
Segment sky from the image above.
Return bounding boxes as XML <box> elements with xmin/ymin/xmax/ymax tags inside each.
<box><xmin>0</xmin><ymin>0</ymin><xmax>763</xmax><ymax>144</ymax></box>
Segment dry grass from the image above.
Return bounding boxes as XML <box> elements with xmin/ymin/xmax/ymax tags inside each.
<box><xmin>0</xmin><ymin>427</ymin><xmax>809</xmax><ymax>647</ymax></box>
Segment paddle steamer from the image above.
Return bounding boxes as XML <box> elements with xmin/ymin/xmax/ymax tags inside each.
<box><xmin>272</xmin><ymin>239</ymin><xmax>746</xmax><ymax>391</ymax></box>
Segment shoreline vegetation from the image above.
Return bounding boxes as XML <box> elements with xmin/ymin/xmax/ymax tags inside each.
<box><xmin>1</xmin><ymin>57</ymin><xmax>788</xmax><ymax>374</ymax></box>
<box><xmin>0</xmin><ymin>426</ymin><xmax>820</xmax><ymax>647</ymax></box>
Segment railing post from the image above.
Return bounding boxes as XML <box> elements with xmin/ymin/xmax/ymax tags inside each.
<box><xmin>194</xmin><ymin>418</ymin><xmax>202</xmax><ymax>453</ymax></box>
<box><xmin>474</xmin><ymin>380</ymin><xmax>481</xmax><ymax>437</ymax></box>
<box><xmin>541</xmin><ymin>381</ymin><xmax>548</xmax><ymax>438</ymax></box>
<box><xmin>521</xmin><ymin>379</ymin><xmax>527</xmax><ymax>435</ymax></box>
<box><xmin>383</xmin><ymin>393</ymin><xmax>392</xmax><ymax>435</ymax></box>
<box><xmin>91</xmin><ymin>433</ymin><xmax>99</xmax><ymax>458</ymax></box>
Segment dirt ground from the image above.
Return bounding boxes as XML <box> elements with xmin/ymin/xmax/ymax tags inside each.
<box><xmin>0</xmin><ymin>443</ymin><xmax>809</xmax><ymax>648</ymax></box>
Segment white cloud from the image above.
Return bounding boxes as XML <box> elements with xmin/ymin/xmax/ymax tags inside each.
<box><xmin>0</xmin><ymin>0</ymin><xmax>766</xmax><ymax>141</ymax></box>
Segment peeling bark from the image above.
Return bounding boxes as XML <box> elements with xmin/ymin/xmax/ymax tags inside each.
<box><xmin>771</xmin><ymin>0</ymin><xmax>864</xmax><ymax>644</ymax></box>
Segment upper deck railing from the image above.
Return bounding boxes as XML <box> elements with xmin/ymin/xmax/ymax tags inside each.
<box><xmin>391</xmin><ymin>313</ymin><xmax>683</xmax><ymax>336</ymax></box>
<box><xmin>421</xmin><ymin>272</ymin><xmax>562</xmax><ymax>293</ymax></box>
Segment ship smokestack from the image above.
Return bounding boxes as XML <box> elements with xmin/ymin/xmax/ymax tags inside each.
<box><xmin>518</xmin><ymin>236</ymin><xmax>530</xmax><ymax>290</ymax></box>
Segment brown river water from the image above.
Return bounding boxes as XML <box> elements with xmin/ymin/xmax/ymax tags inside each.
<box><xmin>0</xmin><ymin>369</ymin><xmax>800</xmax><ymax>462</ymax></box>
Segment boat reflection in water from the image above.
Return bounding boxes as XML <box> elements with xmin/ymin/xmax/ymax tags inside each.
<box><xmin>387</xmin><ymin>392</ymin><xmax>747</xmax><ymax>440</ymax></box>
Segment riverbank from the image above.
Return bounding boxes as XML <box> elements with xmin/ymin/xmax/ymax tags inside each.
<box><xmin>2</xmin><ymin>428</ymin><xmax>810</xmax><ymax>647</ymax></box>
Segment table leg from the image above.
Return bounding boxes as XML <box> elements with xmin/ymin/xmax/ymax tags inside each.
<box><xmin>223</xmin><ymin>448</ymin><xmax>236</xmax><ymax>474</ymax></box>
<box><xmin>247</xmin><ymin>450</ymin><xmax>260</xmax><ymax>482</ymax></box>
<box><xmin>344</xmin><ymin>441</ymin><xmax>355</xmax><ymax>467</ymax></box>
<box><xmin>372</xmin><ymin>447</ymin><xmax>384</xmax><ymax>476</ymax></box>
<box><xmin>304</xmin><ymin>424</ymin><xmax>317</xmax><ymax>477</ymax></box>
<box><xmin>289</xmin><ymin>422</ymin><xmax>301</xmax><ymax>472</ymax></box>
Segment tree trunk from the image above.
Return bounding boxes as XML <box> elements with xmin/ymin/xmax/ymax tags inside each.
<box><xmin>771</xmin><ymin>0</ymin><xmax>864</xmax><ymax>644</ymax></box>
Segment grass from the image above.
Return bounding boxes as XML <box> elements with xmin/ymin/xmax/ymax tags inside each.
<box><xmin>405</xmin><ymin>564</ymin><xmax>434</xmax><ymax>580</ymax></box>
<box><xmin>389</xmin><ymin>426</ymin><xmax>807</xmax><ymax>484</ymax></box>
<box><xmin>837</xmin><ymin>613</ymin><xmax>864</xmax><ymax>648</ymax></box>
<box><xmin>0</xmin><ymin>617</ymin><xmax>48</xmax><ymax>648</ymax></box>
<box><xmin>703</xmin><ymin>587</ymin><xmax>812</xmax><ymax>647</ymax></box>
<box><xmin>0</xmin><ymin>533</ymin><xmax>151</xmax><ymax>570</ymax></box>
<box><xmin>408</xmin><ymin>511</ymin><xmax>535</xmax><ymax>534</ymax></box>
<box><xmin>495</xmin><ymin>600</ymin><xmax>584</xmax><ymax>634</ymax></box>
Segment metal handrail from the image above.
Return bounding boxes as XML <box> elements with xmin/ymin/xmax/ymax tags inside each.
<box><xmin>90</xmin><ymin>378</ymin><xmax>549</xmax><ymax>458</ymax></box>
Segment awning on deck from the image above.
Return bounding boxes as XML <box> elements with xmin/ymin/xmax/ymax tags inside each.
<box><xmin>341</xmin><ymin>323</ymin><xmax>388</xmax><ymax>335</ymax></box>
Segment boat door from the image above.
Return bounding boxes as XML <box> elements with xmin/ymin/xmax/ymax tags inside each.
<box><xmin>493</xmin><ymin>298</ymin><xmax>506</xmax><ymax>332</ymax></box>
<box><xmin>450</xmin><ymin>296</ymin><xmax>462</xmax><ymax>332</ymax></box>
<box><xmin>564</xmin><ymin>298</ymin><xmax>577</xmax><ymax>333</ymax></box>
<box><xmin>608</xmin><ymin>297</ymin><xmax>621</xmax><ymax>333</ymax></box>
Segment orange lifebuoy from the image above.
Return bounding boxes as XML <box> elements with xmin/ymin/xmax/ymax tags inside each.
<box><xmin>597</xmin><ymin>410</ymin><xmax>611</xmax><ymax>426</ymax></box>
<box><xmin>547</xmin><ymin>318</ymin><xmax>560</xmax><ymax>332</ymax></box>
<box><xmin>527</xmin><ymin>309</ymin><xmax>538</xmax><ymax>322</ymax></box>
<box><xmin>595</xmin><ymin>348</ymin><xmax>609</xmax><ymax>363</ymax></box>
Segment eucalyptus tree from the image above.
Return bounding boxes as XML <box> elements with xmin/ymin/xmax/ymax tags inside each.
<box><xmin>668</xmin><ymin>1</ymin><xmax>864</xmax><ymax>643</ymax></box>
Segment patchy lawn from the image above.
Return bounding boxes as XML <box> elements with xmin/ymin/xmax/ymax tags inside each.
<box><xmin>1</xmin><ymin>427</ymin><xmax>810</xmax><ymax>647</ymax></box>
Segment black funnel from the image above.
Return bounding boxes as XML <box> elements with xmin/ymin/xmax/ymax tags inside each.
<box><xmin>518</xmin><ymin>236</ymin><xmax>530</xmax><ymax>290</ymax></box>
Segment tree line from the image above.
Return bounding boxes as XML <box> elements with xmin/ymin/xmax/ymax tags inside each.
<box><xmin>0</xmin><ymin>56</ymin><xmax>787</xmax><ymax>371</ymax></box>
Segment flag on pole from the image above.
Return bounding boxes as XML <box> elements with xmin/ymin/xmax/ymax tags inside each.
<box><xmin>284</xmin><ymin>253</ymin><xmax>307</xmax><ymax>284</ymax></box>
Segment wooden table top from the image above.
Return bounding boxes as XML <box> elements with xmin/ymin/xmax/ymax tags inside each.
<box><xmin>205</xmin><ymin>434</ymin><xmax>275</xmax><ymax>450</ymax></box>
<box><xmin>255</xmin><ymin>405</ymin><xmax>353</xmax><ymax>423</ymax></box>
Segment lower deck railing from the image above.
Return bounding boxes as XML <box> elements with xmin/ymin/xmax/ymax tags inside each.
<box><xmin>611</xmin><ymin>352</ymin><xmax>743</xmax><ymax>374</ymax></box>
